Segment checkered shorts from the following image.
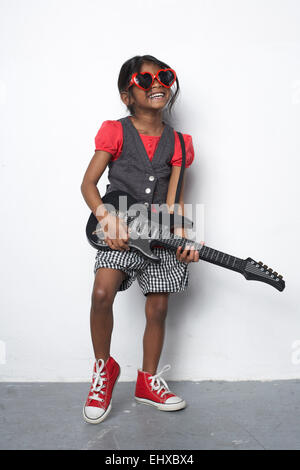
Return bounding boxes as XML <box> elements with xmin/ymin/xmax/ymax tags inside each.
<box><xmin>94</xmin><ymin>246</ymin><xmax>189</xmax><ymax>297</ymax></box>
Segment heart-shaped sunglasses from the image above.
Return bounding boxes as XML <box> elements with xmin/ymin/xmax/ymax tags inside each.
<box><xmin>126</xmin><ymin>68</ymin><xmax>176</xmax><ymax>91</ymax></box>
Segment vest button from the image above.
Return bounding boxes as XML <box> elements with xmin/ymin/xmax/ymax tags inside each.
<box><xmin>149</xmin><ymin>175</ymin><xmax>155</xmax><ymax>181</ymax></box>
<box><xmin>145</xmin><ymin>188</ymin><xmax>151</xmax><ymax>194</ymax></box>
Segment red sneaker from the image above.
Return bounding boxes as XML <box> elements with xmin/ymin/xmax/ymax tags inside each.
<box><xmin>83</xmin><ymin>356</ymin><xmax>120</xmax><ymax>424</ymax></box>
<box><xmin>134</xmin><ymin>364</ymin><xmax>186</xmax><ymax>411</ymax></box>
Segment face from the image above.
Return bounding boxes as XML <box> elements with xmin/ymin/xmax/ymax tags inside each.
<box><xmin>122</xmin><ymin>61</ymin><xmax>172</xmax><ymax>112</ymax></box>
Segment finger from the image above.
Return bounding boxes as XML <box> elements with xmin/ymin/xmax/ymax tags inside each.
<box><xmin>187</xmin><ymin>245</ymin><xmax>197</xmax><ymax>262</ymax></box>
<box><xmin>184</xmin><ymin>250</ymin><xmax>194</xmax><ymax>264</ymax></box>
<box><xmin>179</xmin><ymin>245</ymin><xmax>189</xmax><ymax>262</ymax></box>
<box><xmin>175</xmin><ymin>246</ymin><xmax>182</xmax><ymax>261</ymax></box>
<box><xmin>186</xmin><ymin>245</ymin><xmax>197</xmax><ymax>263</ymax></box>
<box><xmin>183</xmin><ymin>244</ymin><xmax>191</xmax><ymax>257</ymax></box>
<box><xmin>177</xmin><ymin>246</ymin><xmax>183</xmax><ymax>255</ymax></box>
<box><xmin>111</xmin><ymin>239</ymin><xmax>120</xmax><ymax>250</ymax></box>
<box><xmin>123</xmin><ymin>242</ymin><xmax>130</xmax><ymax>251</ymax></box>
<box><xmin>114</xmin><ymin>242</ymin><xmax>125</xmax><ymax>251</ymax></box>
<box><xmin>179</xmin><ymin>246</ymin><xmax>191</xmax><ymax>263</ymax></box>
<box><xmin>106</xmin><ymin>238</ymin><xmax>115</xmax><ymax>250</ymax></box>
<box><xmin>120</xmin><ymin>241</ymin><xmax>129</xmax><ymax>251</ymax></box>
<box><xmin>177</xmin><ymin>245</ymin><xmax>185</xmax><ymax>259</ymax></box>
<box><xmin>111</xmin><ymin>243</ymin><xmax>118</xmax><ymax>251</ymax></box>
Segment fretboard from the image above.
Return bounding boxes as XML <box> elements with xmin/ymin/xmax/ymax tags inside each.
<box><xmin>125</xmin><ymin>213</ymin><xmax>244</xmax><ymax>273</ymax></box>
<box><xmin>157</xmin><ymin>232</ymin><xmax>243</xmax><ymax>273</ymax></box>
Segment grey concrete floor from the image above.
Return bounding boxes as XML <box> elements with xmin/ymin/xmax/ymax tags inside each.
<box><xmin>0</xmin><ymin>380</ymin><xmax>300</xmax><ymax>450</ymax></box>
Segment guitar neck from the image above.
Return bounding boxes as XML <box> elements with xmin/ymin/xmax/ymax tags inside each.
<box><xmin>159</xmin><ymin>234</ymin><xmax>244</xmax><ymax>274</ymax></box>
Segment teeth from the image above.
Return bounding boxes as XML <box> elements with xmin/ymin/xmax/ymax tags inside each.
<box><xmin>149</xmin><ymin>93</ymin><xmax>164</xmax><ymax>98</ymax></box>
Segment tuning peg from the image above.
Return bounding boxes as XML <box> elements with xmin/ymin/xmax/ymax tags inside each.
<box><xmin>258</xmin><ymin>261</ymin><xmax>263</xmax><ymax>265</ymax></box>
<box><xmin>273</xmin><ymin>272</ymin><xmax>278</xmax><ymax>276</ymax></box>
<box><xmin>278</xmin><ymin>275</ymin><xmax>283</xmax><ymax>280</ymax></box>
<box><xmin>263</xmin><ymin>265</ymin><xmax>268</xmax><ymax>269</ymax></box>
<box><xmin>268</xmin><ymin>268</ymin><xmax>273</xmax><ymax>273</ymax></box>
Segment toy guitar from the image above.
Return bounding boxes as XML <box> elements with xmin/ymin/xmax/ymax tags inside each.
<box><xmin>86</xmin><ymin>190</ymin><xmax>285</xmax><ymax>292</ymax></box>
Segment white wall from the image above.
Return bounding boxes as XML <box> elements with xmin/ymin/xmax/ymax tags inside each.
<box><xmin>1</xmin><ymin>0</ymin><xmax>299</xmax><ymax>382</ymax></box>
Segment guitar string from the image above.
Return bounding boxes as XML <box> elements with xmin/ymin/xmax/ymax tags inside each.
<box><xmin>93</xmin><ymin>209</ymin><xmax>281</xmax><ymax>281</ymax></box>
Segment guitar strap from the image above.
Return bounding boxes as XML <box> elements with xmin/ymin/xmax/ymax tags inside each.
<box><xmin>174</xmin><ymin>131</ymin><xmax>186</xmax><ymax>206</ymax></box>
<box><xmin>168</xmin><ymin>131</ymin><xmax>186</xmax><ymax>229</ymax></box>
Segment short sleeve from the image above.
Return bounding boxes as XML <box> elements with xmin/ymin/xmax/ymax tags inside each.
<box><xmin>94</xmin><ymin>120</ymin><xmax>123</xmax><ymax>161</ymax></box>
<box><xmin>170</xmin><ymin>132</ymin><xmax>195</xmax><ymax>168</ymax></box>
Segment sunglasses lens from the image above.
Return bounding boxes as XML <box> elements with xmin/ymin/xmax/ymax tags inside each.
<box><xmin>158</xmin><ymin>70</ymin><xmax>175</xmax><ymax>87</ymax></box>
<box><xmin>135</xmin><ymin>73</ymin><xmax>153</xmax><ymax>89</ymax></box>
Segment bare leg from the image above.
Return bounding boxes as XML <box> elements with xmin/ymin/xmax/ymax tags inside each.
<box><xmin>90</xmin><ymin>267</ymin><xmax>127</xmax><ymax>362</ymax></box>
<box><xmin>142</xmin><ymin>292</ymin><xmax>169</xmax><ymax>375</ymax></box>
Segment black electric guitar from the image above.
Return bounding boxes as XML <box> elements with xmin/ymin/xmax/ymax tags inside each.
<box><xmin>86</xmin><ymin>190</ymin><xmax>285</xmax><ymax>292</ymax></box>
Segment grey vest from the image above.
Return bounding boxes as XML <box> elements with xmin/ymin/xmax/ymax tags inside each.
<box><xmin>104</xmin><ymin>116</ymin><xmax>175</xmax><ymax>208</ymax></box>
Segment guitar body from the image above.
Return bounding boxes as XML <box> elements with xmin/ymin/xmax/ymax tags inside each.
<box><xmin>85</xmin><ymin>190</ymin><xmax>286</xmax><ymax>292</ymax></box>
<box><xmin>86</xmin><ymin>190</ymin><xmax>192</xmax><ymax>264</ymax></box>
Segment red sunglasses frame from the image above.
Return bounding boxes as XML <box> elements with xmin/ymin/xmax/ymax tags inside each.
<box><xmin>126</xmin><ymin>68</ymin><xmax>176</xmax><ymax>92</ymax></box>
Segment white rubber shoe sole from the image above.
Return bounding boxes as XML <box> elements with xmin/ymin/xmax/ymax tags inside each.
<box><xmin>83</xmin><ymin>369</ymin><xmax>121</xmax><ymax>424</ymax></box>
<box><xmin>134</xmin><ymin>396</ymin><xmax>186</xmax><ymax>411</ymax></box>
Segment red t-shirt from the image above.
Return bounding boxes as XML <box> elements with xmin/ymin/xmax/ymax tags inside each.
<box><xmin>94</xmin><ymin>119</ymin><xmax>195</xmax><ymax>168</ymax></box>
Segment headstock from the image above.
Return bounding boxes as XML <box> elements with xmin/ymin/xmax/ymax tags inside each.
<box><xmin>242</xmin><ymin>257</ymin><xmax>285</xmax><ymax>292</ymax></box>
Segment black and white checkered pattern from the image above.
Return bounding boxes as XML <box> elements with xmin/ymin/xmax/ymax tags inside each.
<box><xmin>94</xmin><ymin>247</ymin><xmax>189</xmax><ymax>297</ymax></box>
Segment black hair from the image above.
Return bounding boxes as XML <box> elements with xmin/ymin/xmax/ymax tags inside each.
<box><xmin>117</xmin><ymin>54</ymin><xmax>180</xmax><ymax>118</ymax></box>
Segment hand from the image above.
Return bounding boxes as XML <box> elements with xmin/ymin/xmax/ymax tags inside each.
<box><xmin>100</xmin><ymin>212</ymin><xmax>130</xmax><ymax>251</ymax></box>
<box><xmin>176</xmin><ymin>241</ymin><xmax>205</xmax><ymax>264</ymax></box>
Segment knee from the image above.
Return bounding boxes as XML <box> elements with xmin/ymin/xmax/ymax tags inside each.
<box><xmin>145</xmin><ymin>302</ymin><xmax>168</xmax><ymax>323</ymax></box>
<box><xmin>91</xmin><ymin>285</ymin><xmax>114</xmax><ymax>311</ymax></box>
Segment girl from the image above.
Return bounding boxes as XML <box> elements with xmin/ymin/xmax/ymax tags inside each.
<box><xmin>80</xmin><ymin>55</ymin><xmax>203</xmax><ymax>424</ymax></box>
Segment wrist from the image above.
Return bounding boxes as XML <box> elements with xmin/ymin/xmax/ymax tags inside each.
<box><xmin>95</xmin><ymin>204</ymin><xmax>109</xmax><ymax>224</ymax></box>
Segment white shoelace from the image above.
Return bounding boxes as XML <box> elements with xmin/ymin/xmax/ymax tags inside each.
<box><xmin>89</xmin><ymin>359</ymin><xmax>107</xmax><ymax>403</ymax></box>
<box><xmin>148</xmin><ymin>364</ymin><xmax>172</xmax><ymax>398</ymax></box>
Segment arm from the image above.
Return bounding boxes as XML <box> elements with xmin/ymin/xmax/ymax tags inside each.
<box><xmin>80</xmin><ymin>150</ymin><xmax>129</xmax><ymax>251</ymax></box>
<box><xmin>165</xmin><ymin>166</ymin><xmax>201</xmax><ymax>263</ymax></box>
<box><xmin>165</xmin><ymin>166</ymin><xmax>186</xmax><ymax>238</ymax></box>
<box><xmin>80</xmin><ymin>150</ymin><xmax>111</xmax><ymax>223</ymax></box>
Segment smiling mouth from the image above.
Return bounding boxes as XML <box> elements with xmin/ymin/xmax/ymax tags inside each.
<box><xmin>147</xmin><ymin>93</ymin><xmax>166</xmax><ymax>101</ymax></box>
